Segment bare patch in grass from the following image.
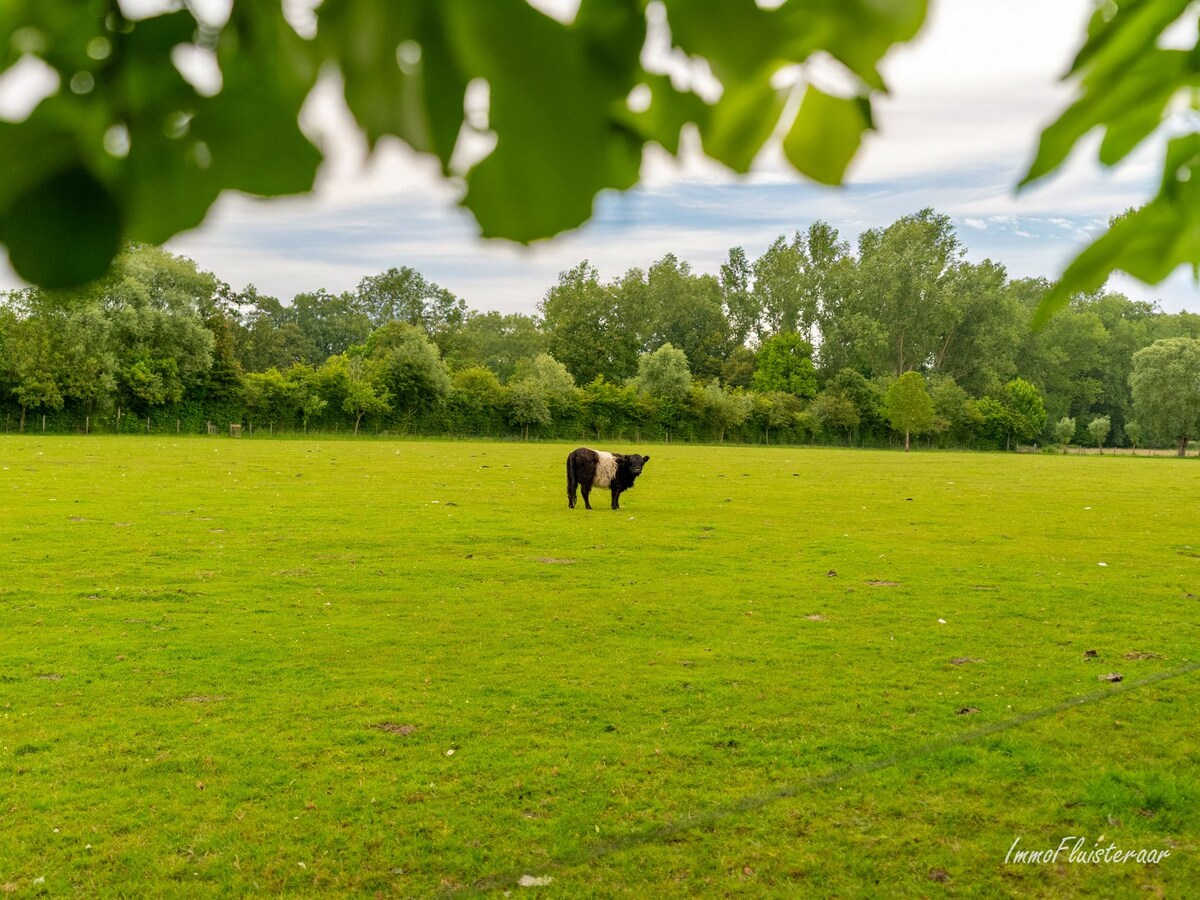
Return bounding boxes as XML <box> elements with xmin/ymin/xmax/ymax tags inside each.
<box><xmin>956</xmin><ymin>707</ymin><xmax>980</xmax><ymax>715</ymax></box>
<box><xmin>181</xmin><ymin>695</ymin><xmax>225</xmax><ymax>704</ymax></box>
<box><xmin>867</xmin><ymin>580</ymin><xmax>899</xmax><ymax>587</ymax></box>
<box><xmin>273</xmin><ymin>567</ymin><xmax>313</xmax><ymax>577</ymax></box>
<box><xmin>1124</xmin><ymin>651</ymin><xmax>1162</xmax><ymax>660</ymax></box>
<box><xmin>1099</xmin><ymin>672</ymin><xmax>1123</xmax><ymax>682</ymax></box>
<box><xmin>805</xmin><ymin>614</ymin><xmax>827</xmax><ymax>621</ymax></box>
<box><xmin>535</xmin><ymin>557</ymin><xmax>576</xmax><ymax>565</ymax></box>
<box><xmin>37</xmin><ymin>673</ymin><xmax>63</xmax><ymax>680</ymax></box>
<box><xmin>374</xmin><ymin>722</ymin><xmax>418</xmax><ymax>736</ymax></box>
<box><xmin>949</xmin><ymin>657</ymin><xmax>982</xmax><ymax>666</ymax></box>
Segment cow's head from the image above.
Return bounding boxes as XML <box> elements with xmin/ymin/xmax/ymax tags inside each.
<box><xmin>628</xmin><ymin>454</ymin><xmax>649</xmax><ymax>477</ymax></box>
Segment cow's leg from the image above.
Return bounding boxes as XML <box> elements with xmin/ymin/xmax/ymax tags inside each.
<box><xmin>611</xmin><ymin>487</ymin><xmax>621</xmax><ymax>509</ymax></box>
<box><xmin>567</xmin><ymin>462</ymin><xmax>577</xmax><ymax>508</ymax></box>
<box><xmin>581</xmin><ymin>484</ymin><xmax>593</xmax><ymax>510</ymax></box>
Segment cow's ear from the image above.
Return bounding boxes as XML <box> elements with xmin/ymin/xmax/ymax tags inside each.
<box><xmin>642</xmin><ymin>455</ymin><xmax>650</xmax><ymax>463</ymax></box>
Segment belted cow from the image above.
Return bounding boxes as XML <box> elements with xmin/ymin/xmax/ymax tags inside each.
<box><xmin>566</xmin><ymin>447</ymin><xmax>650</xmax><ymax>510</ymax></box>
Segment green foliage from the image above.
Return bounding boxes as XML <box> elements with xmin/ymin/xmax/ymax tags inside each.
<box><xmin>366</xmin><ymin>321</ymin><xmax>451</xmax><ymax>416</ymax></box>
<box><xmin>1087</xmin><ymin>414</ymin><xmax>1111</xmax><ymax>449</ymax></box>
<box><xmin>507</xmin><ymin>379</ymin><xmax>550</xmax><ymax>439</ymax></box>
<box><xmin>928</xmin><ymin>375</ymin><xmax>981</xmax><ymax>447</ymax></box>
<box><xmin>4</xmin><ymin>217</ymin><xmax>1198</xmax><ymax>448</ymax></box>
<box><xmin>512</xmin><ymin>353</ymin><xmax>576</xmax><ymax>407</ymax></box>
<box><xmin>829</xmin><ymin>368</ymin><xmax>887</xmax><ymax>436</ymax></box>
<box><xmin>1023</xmin><ymin>1</ymin><xmax>1200</xmax><ymax>324</ymax></box>
<box><xmin>0</xmin><ymin>4</ymin><xmax>320</xmax><ymax>286</ymax></box>
<box><xmin>784</xmin><ymin>88</ymin><xmax>873</xmax><ymax>185</ymax></box>
<box><xmin>976</xmin><ymin>396</ymin><xmax>1015</xmax><ymax>449</ymax></box>
<box><xmin>0</xmin><ymin>0</ymin><xmax>1191</xmax><ymax>315</ymax></box>
<box><xmin>749</xmin><ymin>224</ymin><xmax>852</xmax><ymax>342</ymax></box>
<box><xmin>752</xmin><ymin>390</ymin><xmax>804</xmax><ymax>443</ymax></box>
<box><xmin>883</xmin><ymin>371</ymin><xmax>934</xmax><ymax>449</ymax></box>
<box><xmin>702</xmin><ymin>382</ymin><xmax>753</xmax><ymax>442</ymax></box>
<box><xmin>1123</xmin><ymin>419</ymin><xmax>1142</xmax><ymax>449</ymax></box>
<box><xmin>353</xmin><ymin>266</ymin><xmax>465</xmax><ymax>333</ymax></box>
<box><xmin>539</xmin><ymin>262</ymin><xmax>640</xmax><ymax>385</ymax></box>
<box><xmin>720</xmin><ymin>345</ymin><xmax>757</xmax><ymax>390</ymax></box>
<box><xmin>340</xmin><ymin>358</ymin><xmax>391</xmax><ymax>434</ymax></box>
<box><xmin>640</xmin><ymin>254</ymin><xmax>731</xmax><ymax>381</ymax></box>
<box><xmin>0</xmin><ymin>0</ymin><xmax>926</xmax><ymax>288</ymax></box>
<box><xmin>1002</xmin><ymin>377</ymin><xmax>1048</xmax><ymax>445</ymax></box>
<box><xmin>439</xmin><ymin>311</ymin><xmax>544</xmax><ymax>383</ymax></box>
<box><xmin>577</xmin><ymin>376</ymin><xmax>634</xmax><ymax>440</ymax></box>
<box><xmin>1130</xmin><ymin>337</ymin><xmax>1200</xmax><ymax>455</ymax></box>
<box><xmin>289</xmin><ymin>289</ymin><xmax>373</xmax><ymax>363</ymax></box>
<box><xmin>634</xmin><ymin>343</ymin><xmax>691</xmax><ymax>404</ymax></box>
<box><xmin>844</xmin><ymin>209</ymin><xmax>966</xmax><ymax>376</ymax></box>
<box><xmin>1053</xmin><ymin>416</ymin><xmax>1077</xmax><ymax>448</ymax></box>
<box><xmin>810</xmin><ymin>390</ymin><xmax>860</xmax><ymax>443</ymax></box>
<box><xmin>718</xmin><ymin>246</ymin><xmax>758</xmax><ymax>347</ymax></box>
<box><xmin>752</xmin><ymin>332</ymin><xmax>818</xmax><ymax>398</ymax></box>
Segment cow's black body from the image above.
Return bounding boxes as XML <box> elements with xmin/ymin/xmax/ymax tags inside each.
<box><xmin>566</xmin><ymin>447</ymin><xmax>650</xmax><ymax>510</ymax></box>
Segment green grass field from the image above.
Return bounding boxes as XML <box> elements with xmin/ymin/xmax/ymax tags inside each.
<box><xmin>1</xmin><ymin>436</ymin><xmax>1197</xmax><ymax>896</ymax></box>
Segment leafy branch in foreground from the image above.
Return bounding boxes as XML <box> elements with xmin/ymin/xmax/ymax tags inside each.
<box><xmin>1021</xmin><ymin>0</ymin><xmax>1200</xmax><ymax>325</ymax></box>
<box><xmin>0</xmin><ymin>0</ymin><xmax>925</xmax><ymax>287</ymax></box>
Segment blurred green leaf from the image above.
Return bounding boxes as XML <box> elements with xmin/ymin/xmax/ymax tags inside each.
<box><xmin>783</xmin><ymin>86</ymin><xmax>872</xmax><ymax>185</ymax></box>
<box><xmin>316</xmin><ymin>0</ymin><xmax>465</xmax><ymax>169</ymax></box>
<box><xmin>1</xmin><ymin>0</ymin><xmax>931</xmax><ymax>285</ymax></box>
<box><xmin>1033</xmin><ymin>134</ymin><xmax>1200</xmax><ymax>328</ymax></box>
<box><xmin>1022</xmin><ymin>48</ymin><xmax>1193</xmax><ymax>183</ymax></box>
<box><xmin>703</xmin><ymin>82</ymin><xmax>787</xmax><ymax>173</ymax></box>
<box><xmin>0</xmin><ymin>165</ymin><xmax>122</xmax><ymax>289</ymax></box>
<box><xmin>775</xmin><ymin>0</ymin><xmax>927</xmax><ymax>92</ymax></box>
<box><xmin>616</xmin><ymin>74</ymin><xmax>709</xmax><ymax>155</ymax></box>
<box><xmin>443</xmin><ymin>0</ymin><xmax>642</xmax><ymax>242</ymax></box>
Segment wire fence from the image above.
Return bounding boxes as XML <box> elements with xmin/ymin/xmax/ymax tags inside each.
<box><xmin>455</xmin><ymin>660</ymin><xmax>1199</xmax><ymax>895</ymax></box>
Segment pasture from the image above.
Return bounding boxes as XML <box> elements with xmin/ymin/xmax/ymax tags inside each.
<box><xmin>1</xmin><ymin>436</ymin><xmax>1197</xmax><ymax>896</ymax></box>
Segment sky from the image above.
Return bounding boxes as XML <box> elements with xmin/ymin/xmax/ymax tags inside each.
<box><xmin>2</xmin><ymin>0</ymin><xmax>1197</xmax><ymax>314</ymax></box>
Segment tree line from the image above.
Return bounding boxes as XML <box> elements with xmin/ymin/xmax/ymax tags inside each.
<box><xmin>2</xmin><ymin>210</ymin><xmax>1199</xmax><ymax>452</ymax></box>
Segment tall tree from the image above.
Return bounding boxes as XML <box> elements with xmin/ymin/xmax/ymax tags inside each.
<box><xmin>353</xmin><ymin>267</ymin><xmax>466</xmax><ymax>334</ymax></box>
<box><xmin>641</xmin><ymin>254</ymin><xmax>731</xmax><ymax>381</ymax></box>
<box><xmin>1130</xmin><ymin>338</ymin><xmax>1200</xmax><ymax>456</ymax></box>
<box><xmin>884</xmin><ymin>371</ymin><xmax>935</xmax><ymax>451</ymax></box>
<box><xmin>1001</xmin><ymin>378</ymin><xmax>1048</xmax><ymax>447</ymax></box>
<box><xmin>438</xmin><ymin>311</ymin><xmax>545</xmax><ymax>383</ymax></box>
<box><xmin>718</xmin><ymin>246</ymin><xmax>759</xmax><ymax>348</ymax></box>
<box><xmin>366</xmin><ymin>322</ymin><xmax>451</xmax><ymax>419</ymax></box>
<box><xmin>292</xmin><ymin>289</ymin><xmax>373</xmax><ymax>361</ymax></box>
<box><xmin>634</xmin><ymin>343</ymin><xmax>692</xmax><ymax>441</ymax></box>
<box><xmin>849</xmin><ymin>209</ymin><xmax>965</xmax><ymax>377</ymax></box>
<box><xmin>1087</xmin><ymin>415</ymin><xmax>1111</xmax><ymax>451</ymax></box>
<box><xmin>540</xmin><ymin>262</ymin><xmax>640</xmax><ymax>384</ymax></box>
<box><xmin>933</xmin><ymin>260</ymin><xmax>1021</xmax><ymax>395</ymax></box>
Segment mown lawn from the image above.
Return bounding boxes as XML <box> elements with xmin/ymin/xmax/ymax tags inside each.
<box><xmin>1</xmin><ymin>436</ymin><xmax>1197</xmax><ymax>896</ymax></box>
